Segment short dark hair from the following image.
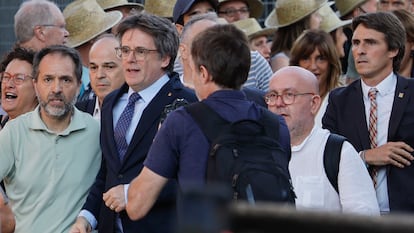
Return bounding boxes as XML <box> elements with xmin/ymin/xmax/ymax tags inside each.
<box><xmin>191</xmin><ymin>24</ymin><xmax>250</xmax><ymax>89</ymax></box>
<box><xmin>32</xmin><ymin>45</ymin><xmax>82</xmax><ymax>82</ymax></box>
<box><xmin>116</xmin><ymin>13</ymin><xmax>179</xmax><ymax>73</ymax></box>
<box><xmin>352</xmin><ymin>11</ymin><xmax>406</xmax><ymax>72</ymax></box>
<box><xmin>1</xmin><ymin>47</ymin><xmax>35</xmax><ymax>72</ymax></box>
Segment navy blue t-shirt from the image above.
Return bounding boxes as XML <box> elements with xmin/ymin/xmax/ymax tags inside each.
<box><xmin>144</xmin><ymin>90</ymin><xmax>291</xmax><ymax>191</ymax></box>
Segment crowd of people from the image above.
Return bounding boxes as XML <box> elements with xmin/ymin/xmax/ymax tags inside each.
<box><xmin>0</xmin><ymin>0</ymin><xmax>414</xmax><ymax>232</ymax></box>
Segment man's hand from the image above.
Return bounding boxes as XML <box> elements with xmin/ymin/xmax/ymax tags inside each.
<box><xmin>69</xmin><ymin>216</ymin><xmax>92</xmax><ymax>233</ymax></box>
<box><xmin>365</xmin><ymin>141</ymin><xmax>414</xmax><ymax>168</ymax></box>
<box><xmin>103</xmin><ymin>185</ymin><xmax>125</xmax><ymax>213</ymax></box>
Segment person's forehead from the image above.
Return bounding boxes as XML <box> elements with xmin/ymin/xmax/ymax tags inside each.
<box><xmin>219</xmin><ymin>0</ymin><xmax>248</xmax><ymax>9</ymax></box>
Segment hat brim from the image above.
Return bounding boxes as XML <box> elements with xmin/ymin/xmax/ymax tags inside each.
<box><xmin>265</xmin><ymin>0</ymin><xmax>327</xmax><ymax>28</ymax></box>
<box><xmin>67</xmin><ymin>11</ymin><xmax>122</xmax><ymax>48</ymax></box>
<box><xmin>324</xmin><ymin>19</ymin><xmax>352</xmax><ymax>33</ymax></box>
<box><xmin>249</xmin><ymin>27</ymin><xmax>277</xmax><ymax>40</ymax></box>
<box><xmin>338</xmin><ymin>0</ymin><xmax>366</xmax><ymax>17</ymax></box>
<box><xmin>103</xmin><ymin>2</ymin><xmax>144</xmax><ymax>11</ymax></box>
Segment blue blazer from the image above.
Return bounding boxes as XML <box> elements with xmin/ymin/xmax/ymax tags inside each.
<box><xmin>82</xmin><ymin>72</ymin><xmax>198</xmax><ymax>233</ymax></box>
<box><xmin>322</xmin><ymin>75</ymin><xmax>414</xmax><ymax>212</ymax></box>
<box><xmin>75</xmin><ymin>96</ymin><xmax>96</xmax><ymax>115</ymax></box>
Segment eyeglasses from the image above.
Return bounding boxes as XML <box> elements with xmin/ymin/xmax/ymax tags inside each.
<box><xmin>40</xmin><ymin>24</ymin><xmax>66</xmax><ymax>30</ymax></box>
<box><xmin>218</xmin><ymin>7</ymin><xmax>249</xmax><ymax>17</ymax></box>
<box><xmin>1</xmin><ymin>72</ymin><xmax>32</xmax><ymax>85</ymax></box>
<box><xmin>264</xmin><ymin>91</ymin><xmax>315</xmax><ymax>105</ymax></box>
<box><xmin>115</xmin><ymin>46</ymin><xmax>158</xmax><ymax>60</ymax></box>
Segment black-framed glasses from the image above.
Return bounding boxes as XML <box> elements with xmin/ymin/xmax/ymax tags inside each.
<box><xmin>218</xmin><ymin>7</ymin><xmax>249</xmax><ymax>17</ymax></box>
<box><xmin>115</xmin><ymin>46</ymin><xmax>158</xmax><ymax>60</ymax></box>
<box><xmin>1</xmin><ymin>72</ymin><xmax>32</xmax><ymax>85</ymax></box>
<box><xmin>264</xmin><ymin>91</ymin><xmax>315</xmax><ymax>105</ymax></box>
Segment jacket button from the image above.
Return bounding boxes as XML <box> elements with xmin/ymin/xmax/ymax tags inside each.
<box><xmin>118</xmin><ymin>174</ymin><xmax>123</xmax><ymax>179</ymax></box>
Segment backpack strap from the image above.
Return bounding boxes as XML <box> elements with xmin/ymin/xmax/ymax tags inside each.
<box><xmin>259</xmin><ymin>108</ymin><xmax>279</xmax><ymax>141</ymax></box>
<box><xmin>184</xmin><ymin>102</ymin><xmax>229</xmax><ymax>142</ymax></box>
<box><xmin>323</xmin><ymin>133</ymin><xmax>346</xmax><ymax>194</ymax></box>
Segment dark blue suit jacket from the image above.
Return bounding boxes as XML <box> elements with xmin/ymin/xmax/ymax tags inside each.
<box><xmin>82</xmin><ymin>72</ymin><xmax>198</xmax><ymax>233</ymax></box>
<box><xmin>75</xmin><ymin>96</ymin><xmax>96</xmax><ymax>115</ymax></box>
<box><xmin>322</xmin><ymin>75</ymin><xmax>414</xmax><ymax>212</ymax></box>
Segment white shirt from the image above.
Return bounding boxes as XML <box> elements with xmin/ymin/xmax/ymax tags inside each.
<box><xmin>315</xmin><ymin>93</ymin><xmax>329</xmax><ymax>128</ymax></box>
<box><xmin>361</xmin><ymin>72</ymin><xmax>396</xmax><ymax>214</ymax></box>
<box><xmin>290</xmin><ymin>126</ymin><xmax>379</xmax><ymax>215</ymax></box>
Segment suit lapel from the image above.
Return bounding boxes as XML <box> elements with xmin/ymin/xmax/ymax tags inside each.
<box><xmin>352</xmin><ymin>81</ymin><xmax>372</xmax><ymax>150</ymax></box>
<box><xmin>388</xmin><ymin>76</ymin><xmax>410</xmax><ymax>140</ymax></box>
<box><xmin>122</xmin><ymin>79</ymin><xmax>177</xmax><ymax>164</ymax></box>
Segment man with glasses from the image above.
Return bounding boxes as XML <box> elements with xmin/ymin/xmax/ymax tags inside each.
<box><xmin>217</xmin><ymin>0</ymin><xmax>264</xmax><ymax>23</ymax></box>
<box><xmin>267</xmin><ymin>66</ymin><xmax>379</xmax><ymax>214</ymax></box>
<box><xmin>70</xmin><ymin>13</ymin><xmax>197</xmax><ymax>233</ymax></box>
<box><xmin>14</xmin><ymin>0</ymin><xmax>69</xmax><ymax>51</ymax></box>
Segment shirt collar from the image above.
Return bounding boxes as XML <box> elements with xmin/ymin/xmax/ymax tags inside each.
<box><xmin>29</xmin><ymin>105</ymin><xmax>86</xmax><ymax>135</ymax></box>
<box><xmin>361</xmin><ymin>72</ymin><xmax>396</xmax><ymax>100</ymax></box>
<box><xmin>126</xmin><ymin>73</ymin><xmax>170</xmax><ymax>103</ymax></box>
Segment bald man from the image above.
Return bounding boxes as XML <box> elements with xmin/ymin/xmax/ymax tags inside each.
<box><xmin>266</xmin><ymin>66</ymin><xmax>379</xmax><ymax>215</ymax></box>
<box><xmin>76</xmin><ymin>34</ymin><xmax>125</xmax><ymax>120</ymax></box>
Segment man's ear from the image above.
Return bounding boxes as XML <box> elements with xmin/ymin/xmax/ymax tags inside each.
<box><xmin>199</xmin><ymin>65</ymin><xmax>211</xmax><ymax>84</ymax></box>
<box><xmin>179</xmin><ymin>44</ymin><xmax>188</xmax><ymax>60</ymax></box>
<box><xmin>33</xmin><ymin>25</ymin><xmax>46</xmax><ymax>42</ymax></box>
<box><xmin>310</xmin><ymin>94</ymin><xmax>322</xmax><ymax>115</ymax></box>
<box><xmin>175</xmin><ymin>23</ymin><xmax>184</xmax><ymax>35</ymax></box>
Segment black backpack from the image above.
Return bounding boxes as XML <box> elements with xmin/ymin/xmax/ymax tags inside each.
<box><xmin>185</xmin><ymin>102</ymin><xmax>296</xmax><ymax>205</ymax></box>
<box><xmin>323</xmin><ymin>133</ymin><xmax>347</xmax><ymax>194</ymax></box>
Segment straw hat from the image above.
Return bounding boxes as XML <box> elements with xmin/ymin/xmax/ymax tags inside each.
<box><xmin>319</xmin><ymin>2</ymin><xmax>352</xmax><ymax>33</ymax></box>
<box><xmin>217</xmin><ymin>0</ymin><xmax>264</xmax><ymax>19</ymax></box>
<box><xmin>334</xmin><ymin>0</ymin><xmax>367</xmax><ymax>17</ymax></box>
<box><xmin>145</xmin><ymin>0</ymin><xmax>176</xmax><ymax>18</ymax></box>
<box><xmin>63</xmin><ymin>0</ymin><xmax>122</xmax><ymax>48</ymax></box>
<box><xmin>265</xmin><ymin>0</ymin><xmax>327</xmax><ymax>28</ymax></box>
<box><xmin>232</xmin><ymin>18</ymin><xmax>276</xmax><ymax>40</ymax></box>
<box><xmin>97</xmin><ymin>0</ymin><xmax>143</xmax><ymax>11</ymax></box>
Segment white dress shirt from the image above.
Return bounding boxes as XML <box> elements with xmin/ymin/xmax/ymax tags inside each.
<box><xmin>290</xmin><ymin>126</ymin><xmax>379</xmax><ymax>215</ymax></box>
<box><xmin>361</xmin><ymin>72</ymin><xmax>396</xmax><ymax>214</ymax></box>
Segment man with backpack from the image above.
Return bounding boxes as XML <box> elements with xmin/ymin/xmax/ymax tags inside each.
<box><xmin>126</xmin><ymin>24</ymin><xmax>294</xmax><ymax>224</ymax></box>
<box><xmin>267</xmin><ymin>66</ymin><xmax>379</xmax><ymax>215</ymax></box>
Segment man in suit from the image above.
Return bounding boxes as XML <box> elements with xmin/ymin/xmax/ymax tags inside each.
<box><xmin>76</xmin><ymin>34</ymin><xmax>125</xmax><ymax>120</ymax></box>
<box><xmin>323</xmin><ymin>11</ymin><xmax>414</xmax><ymax>214</ymax></box>
<box><xmin>70</xmin><ymin>13</ymin><xmax>198</xmax><ymax>233</ymax></box>
<box><xmin>125</xmin><ymin>23</ymin><xmax>291</xmax><ymax>223</ymax></box>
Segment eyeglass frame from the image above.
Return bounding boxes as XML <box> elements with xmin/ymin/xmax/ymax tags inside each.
<box><xmin>1</xmin><ymin>72</ymin><xmax>32</xmax><ymax>85</ymax></box>
<box><xmin>217</xmin><ymin>7</ymin><xmax>250</xmax><ymax>17</ymax></box>
<box><xmin>264</xmin><ymin>91</ymin><xmax>315</xmax><ymax>105</ymax></box>
<box><xmin>39</xmin><ymin>24</ymin><xmax>67</xmax><ymax>30</ymax></box>
<box><xmin>115</xmin><ymin>46</ymin><xmax>158</xmax><ymax>60</ymax></box>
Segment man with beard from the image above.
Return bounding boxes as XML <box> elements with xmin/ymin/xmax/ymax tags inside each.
<box><xmin>0</xmin><ymin>45</ymin><xmax>101</xmax><ymax>233</ymax></box>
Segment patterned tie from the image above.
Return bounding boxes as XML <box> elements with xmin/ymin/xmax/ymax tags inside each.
<box><xmin>114</xmin><ymin>92</ymin><xmax>141</xmax><ymax>161</ymax></box>
<box><xmin>368</xmin><ymin>88</ymin><xmax>378</xmax><ymax>187</ymax></box>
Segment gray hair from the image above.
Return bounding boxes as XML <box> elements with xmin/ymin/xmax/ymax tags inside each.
<box><xmin>14</xmin><ymin>0</ymin><xmax>61</xmax><ymax>44</ymax></box>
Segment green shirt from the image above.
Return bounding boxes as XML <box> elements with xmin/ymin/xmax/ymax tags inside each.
<box><xmin>0</xmin><ymin>106</ymin><xmax>101</xmax><ymax>233</ymax></box>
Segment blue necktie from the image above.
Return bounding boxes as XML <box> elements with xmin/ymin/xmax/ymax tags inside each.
<box><xmin>114</xmin><ymin>92</ymin><xmax>141</xmax><ymax>161</ymax></box>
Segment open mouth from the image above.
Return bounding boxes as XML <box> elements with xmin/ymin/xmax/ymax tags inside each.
<box><xmin>5</xmin><ymin>92</ymin><xmax>17</xmax><ymax>99</ymax></box>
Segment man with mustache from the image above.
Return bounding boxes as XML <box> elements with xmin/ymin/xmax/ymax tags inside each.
<box><xmin>0</xmin><ymin>45</ymin><xmax>101</xmax><ymax>233</ymax></box>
